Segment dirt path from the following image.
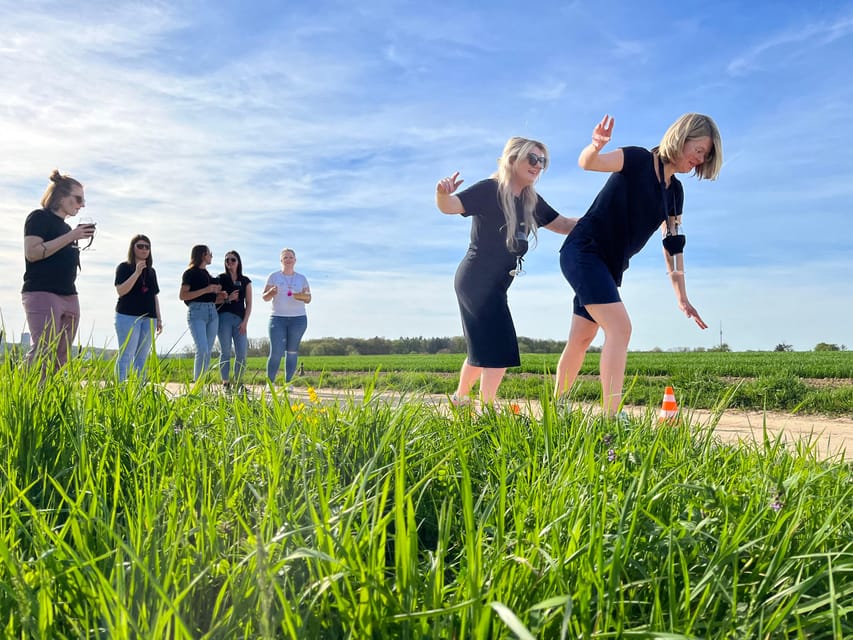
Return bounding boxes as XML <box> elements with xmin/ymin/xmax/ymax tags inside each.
<box><xmin>164</xmin><ymin>384</ymin><xmax>853</xmax><ymax>461</ymax></box>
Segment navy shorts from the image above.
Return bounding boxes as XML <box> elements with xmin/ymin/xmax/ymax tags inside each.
<box><xmin>560</xmin><ymin>236</ymin><xmax>621</xmax><ymax>322</ymax></box>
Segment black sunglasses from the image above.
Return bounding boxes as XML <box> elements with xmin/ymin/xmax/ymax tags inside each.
<box><xmin>225</xmin><ymin>257</ymin><xmax>238</xmax><ymax>263</ymax></box>
<box><xmin>72</xmin><ymin>194</ymin><xmax>85</xmax><ymax>205</ymax></box>
<box><xmin>526</xmin><ymin>153</ymin><xmax>547</xmax><ymax>168</ymax></box>
<box><xmin>135</xmin><ymin>243</ymin><xmax>150</xmax><ymax>250</ymax></box>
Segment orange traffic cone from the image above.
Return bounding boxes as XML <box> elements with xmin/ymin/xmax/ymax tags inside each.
<box><xmin>658</xmin><ymin>386</ymin><xmax>679</xmax><ymax>423</ymax></box>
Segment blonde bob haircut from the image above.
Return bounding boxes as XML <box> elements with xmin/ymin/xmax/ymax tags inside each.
<box><xmin>491</xmin><ymin>136</ymin><xmax>549</xmax><ymax>252</ymax></box>
<box><xmin>655</xmin><ymin>113</ymin><xmax>723</xmax><ymax>180</ymax></box>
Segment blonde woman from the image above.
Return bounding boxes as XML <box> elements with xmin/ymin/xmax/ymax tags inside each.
<box><xmin>436</xmin><ymin>137</ymin><xmax>577</xmax><ymax>405</ymax></box>
<box><xmin>262</xmin><ymin>248</ymin><xmax>311</xmax><ymax>385</ymax></box>
<box><xmin>555</xmin><ymin>113</ymin><xmax>723</xmax><ymax>415</ymax></box>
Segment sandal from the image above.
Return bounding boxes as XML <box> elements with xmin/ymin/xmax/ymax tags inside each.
<box><xmin>450</xmin><ymin>393</ymin><xmax>472</xmax><ymax>407</ymax></box>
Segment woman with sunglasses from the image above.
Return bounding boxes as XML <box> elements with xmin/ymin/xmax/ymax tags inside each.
<box><xmin>179</xmin><ymin>245</ymin><xmax>223</xmax><ymax>381</ymax></box>
<box><xmin>216</xmin><ymin>251</ymin><xmax>253</xmax><ymax>389</ymax></box>
<box><xmin>436</xmin><ymin>137</ymin><xmax>578</xmax><ymax>406</ymax></box>
<box><xmin>22</xmin><ymin>169</ymin><xmax>96</xmax><ymax>373</ymax></box>
<box><xmin>262</xmin><ymin>248</ymin><xmax>311</xmax><ymax>388</ymax></box>
<box><xmin>114</xmin><ymin>235</ymin><xmax>162</xmax><ymax>381</ymax></box>
<box><xmin>555</xmin><ymin>113</ymin><xmax>722</xmax><ymax>416</ymax></box>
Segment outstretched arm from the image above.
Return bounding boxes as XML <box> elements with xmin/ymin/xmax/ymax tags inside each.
<box><xmin>435</xmin><ymin>171</ymin><xmax>465</xmax><ymax>214</ymax></box>
<box><xmin>662</xmin><ymin>237</ymin><xmax>707</xmax><ymax>329</ymax></box>
<box><xmin>542</xmin><ymin>215</ymin><xmax>579</xmax><ymax>235</ymax></box>
<box><xmin>578</xmin><ymin>114</ymin><xmax>625</xmax><ymax>173</ymax></box>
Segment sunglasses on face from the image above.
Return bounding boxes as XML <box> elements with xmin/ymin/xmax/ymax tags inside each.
<box><xmin>71</xmin><ymin>195</ymin><xmax>85</xmax><ymax>205</ymax></box>
<box><xmin>135</xmin><ymin>243</ymin><xmax>150</xmax><ymax>250</ymax></box>
<box><xmin>526</xmin><ymin>153</ymin><xmax>547</xmax><ymax>168</ymax></box>
<box><xmin>225</xmin><ymin>257</ymin><xmax>238</xmax><ymax>263</ymax></box>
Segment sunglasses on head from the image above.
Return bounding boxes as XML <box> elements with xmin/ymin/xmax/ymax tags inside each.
<box><xmin>135</xmin><ymin>243</ymin><xmax>150</xmax><ymax>250</ymax></box>
<box><xmin>225</xmin><ymin>257</ymin><xmax>238</xmax><ymax>263</ymax></box>
<box><xmin>526</xmin><ymin>153</ymin><xmax>547</xmax><ymax>168</ymax></box>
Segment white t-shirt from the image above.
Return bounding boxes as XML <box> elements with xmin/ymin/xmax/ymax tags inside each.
<box><xmin>266</xmin><ymin>271</ymin><xmax>310</xmax><ymax>317</ymax></box>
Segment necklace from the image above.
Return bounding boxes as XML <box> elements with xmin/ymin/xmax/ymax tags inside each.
<box><xmin>283</xmin><ymin>272</ymin><xmax>296</xmax><ymax>297</ymax></box>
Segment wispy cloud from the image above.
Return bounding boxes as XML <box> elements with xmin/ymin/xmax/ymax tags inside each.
<box><xmin>1</xmin><ymin>0</ymin><xmax>850</xmax><ymax>353</ymax></box>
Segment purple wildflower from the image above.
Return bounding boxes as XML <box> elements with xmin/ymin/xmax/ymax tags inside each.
<box><xmin>607</xmin><ymin>448</ymin><xmax>616</xmax><ymax>463</ymax></box>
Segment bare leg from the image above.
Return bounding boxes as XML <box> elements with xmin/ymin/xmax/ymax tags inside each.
<box><xmin>555</xmin><ymin>314</ymin><xmax>599</xmax><ymax>398</ymax></box>
<box><xmin>585</xmin><ymin>302</ymin><xmax>632</xmax><ymax>415</ymax></box>
<box><xmin>479</xmin><ymin>367</ymin><xmax>507</xmax><ymax>405</ymax></box>
<box><xmin>454</xmin><ymin>359</ymin><xmax>482</xmax><ymax>398</ymax></box>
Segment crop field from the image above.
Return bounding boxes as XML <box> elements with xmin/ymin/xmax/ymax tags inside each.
<box><xmin>157</xmin><ymin>351</ymin><xmax>853</xmax><ymax>415</ymax></box>
<box><xmin>1</xmin><ymin>353</ymin><xmax>851</xmax><ymax>638</ymax></box>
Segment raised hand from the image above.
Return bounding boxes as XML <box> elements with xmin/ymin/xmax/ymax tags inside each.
<box><xmin>436</xmin><ymin>171</ymin><xmax>464</xmax><ymax>195</ymax></box>
<box><xmin>591</xmin><ymin>114</ymin><xmax>614</xmax><ymax>150</ymax></box>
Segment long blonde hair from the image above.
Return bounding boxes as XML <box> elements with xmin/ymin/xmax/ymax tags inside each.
<box><xmin>491</xmin><ymin>137</ymin><xmax>548</xmax><ymax>251</ymax></box>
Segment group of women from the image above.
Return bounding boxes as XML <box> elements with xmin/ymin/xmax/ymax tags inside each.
<box><xmin>22</xmin><ymin>111</ymin><xmax>722</xmax><ymax>413</ymax></box>
<box><xmin>21</xmin><ymin>175</ymin><xmax>311</xmax><ymax>387</ymax></box>
<box><xmin>437</xmin><ymin>112</ymin><xmax>722</xmax><ymax>415</ymax></box>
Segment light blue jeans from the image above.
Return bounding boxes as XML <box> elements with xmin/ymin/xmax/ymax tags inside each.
<box><xmin>115</xmin><ymin>313</ymin><xmax>154</xmax><ymax>381</ymax></box>
<box><xmin>187</xmin><ymin>302</ymin><xmax>219</xmax><ymax>381</ymax></box>
<box><xmin>267</xmin><ymin>315</ymin><xmax>307</xmax><ymax>383</ymax></box>
<box><xmin>217</xmin><ymin>311</ymin><xmax>248</xmax><ymax>382</ymax></box>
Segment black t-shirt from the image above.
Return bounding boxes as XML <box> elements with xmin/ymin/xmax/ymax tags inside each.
<box><xmin>457</xmin><ymin>179</ymin><xmax>559</xmax><ymax>263</ymax></box>
<box><xmin>181</xmin><ymin>267</ymin><xmax>217</xmax><ymax>305</ymax></box>
<box><xmin>565</xmin><ymin>146</ymin><xmax>683</xmax><ymax>281</ymax></box>
<box><xmin>216</xmin><ymin>273</ymin><xmax>252</xmax><ymax>319</ymax></box>
<box><xmin>115</xmin><ymin>263</ymin><xmax>160</xmax><ymax>317</ymax></box>
<box><xmin>22</xmin><ymin>208</ymin><xmax>79</xmax><ymax>295</ymax></box>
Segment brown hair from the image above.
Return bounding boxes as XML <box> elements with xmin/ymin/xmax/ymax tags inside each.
<box><xmin>40</xmin><ymin>169</ymin><xmax>83</xmax><ymax>211</ymax></box>
<box><xmin>127</xmin><ymin>234</ymin><xmax>153</xmax><ymax>268</ymax></box>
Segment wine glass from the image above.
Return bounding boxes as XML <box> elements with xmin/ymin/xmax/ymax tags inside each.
<box><xmin>77</xmin><ymin>216</ymin><xmax>97</xmax><ymax>251</ymax></box>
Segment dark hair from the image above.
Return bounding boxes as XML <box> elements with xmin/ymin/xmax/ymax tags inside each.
<box><xmin>127</xmin><ymin>234</ymin><xmax>153</xmax><ymax>268</ymax></box>
<box><xmin>189</xmin><ymin>244</ymin><xmax>210</xmax><ymax>268</ymax></box>
<box><xmin>224</xmin><ymin>250</ymin><xmax>244</xmax><ymax>279</ymax></box>
<box><xmin>40</xmin><ymin>169</ymin><xmax>83</xmax><ymax>211</ymax></box>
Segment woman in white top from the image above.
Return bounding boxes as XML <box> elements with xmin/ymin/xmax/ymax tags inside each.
<box><xmin>262</xmin><ymin>248</ymin><xmax>311</xmax><ymax>385</ymax></box>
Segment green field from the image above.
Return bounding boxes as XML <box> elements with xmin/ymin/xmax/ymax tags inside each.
<box><xmin>1</xmin><ymin>356</ymin><xmax>851</xmax><ymax>638</ymax></box>
<box><xmin>153</xmin><ymin>351</ymin><xmax>853</xmax><ymax>415</ymax></box>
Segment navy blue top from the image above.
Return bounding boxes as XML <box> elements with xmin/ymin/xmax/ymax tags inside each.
<box><xmin>181</xmin><ymin>267</ymin><xmax>218</xmax><ymax>305</ymax></box>
<box><xmin>562</xmin><ymin>146</ymin><xmax>683</xmax><ymax>284</ymax></box>
<box><xmin>457</xmin><ymin>178</ymin><xmax>559</xmax><ymax>265</ymax></box>
<box><xmin>216</xmin><ymin>273</ymin><xmax>252</xmax><ymax>319</ymax></box>
<box><xmin>115</xmin><ymin>263</ymin><xmax>160</xmax><ymax>317</ymax></box>
<box><xmin>22</xmin><ymin>209</ymin><xmax>79</xmax><ymax>295</ymax></box>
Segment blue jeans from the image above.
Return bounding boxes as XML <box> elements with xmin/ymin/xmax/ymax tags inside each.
<box><xmin>267</xmin><ymin>315</ymin><xmax>307</xmax><ymax>383</ymax></box>
<box><xmin>115</xmin><ymin>313</ymin><xmax>154</xmax><ymax>381</ymax></box>
<box><xmin>218</xmin><ymin>311</ymin><xmax>248</xmax><ymax>382</ymax></box>
<box><xmin>187</xmin><ymin>302</ymin><xmax>219</xmax><ymax>381</ymax></box>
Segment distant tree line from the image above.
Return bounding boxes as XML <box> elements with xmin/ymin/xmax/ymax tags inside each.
<box><xmin>238</xmin><ymin>336</ymin><xmax>600</xmax><ymax>357</ymax></box>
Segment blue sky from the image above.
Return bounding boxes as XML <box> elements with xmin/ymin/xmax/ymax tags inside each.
<box><xmin>1</xmin><ymin>0</ymin><xmax>851</xmax><ymax>353</ymax></box>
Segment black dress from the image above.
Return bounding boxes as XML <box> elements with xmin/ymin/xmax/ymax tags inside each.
<box><xmin>454</xmin><ymin>179</ymin><xmax>558</xmax><ymax>368</ymax></box>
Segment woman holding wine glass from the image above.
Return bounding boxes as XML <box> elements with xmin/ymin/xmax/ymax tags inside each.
<box><xmin>21</xmin><ymin>169</ymin><xmax>95</xmax><ymax>373</ymax></box>
<box><xmin>114</xmin><ymin>234</ymin><xmax>163</xmax><ymax>381</ymax></box>
<box><xmin>216</xmin><ymin>250</ymin><xmax>253</xmax><ymax>389</ymax></box>
<box><xmin>179</xmin><ymin>244</ymin><xmax>223</xmax><ymax>381</ymax></box>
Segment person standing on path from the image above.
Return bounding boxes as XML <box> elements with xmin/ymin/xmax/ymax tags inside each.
<box><xmin>436</xmin><ymin>136</ymin><xmax>578</xmax><ymax>406</ymax></box>
<box><xmin>216</xmin><ymin>250</ymin><xmax>253</xmax><ymax>389</ymax></box>
<box><xmin>22</xmin><ymin>169</ymin><xmax>96</xmax><ymax>374</ymax></box>
<box><xmin>262</xmin><ymin>248</ymin><xmax>311</xmax><ymax>387</ymax></box>
<box><xmin>114</xmin><ymin>234</ymin><xmax>162</xmax><ymax>381</ymax></box>
<box><xmin>555</xmin><ymin>113</ymin><xmax>722</xmax><ymax>415</ymax></box>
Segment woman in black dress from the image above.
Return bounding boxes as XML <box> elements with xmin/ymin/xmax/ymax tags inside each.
<box><xmin>436</xmin><ymin>136</ymin><xmax>577</xmax><ymax>406</ymax></box>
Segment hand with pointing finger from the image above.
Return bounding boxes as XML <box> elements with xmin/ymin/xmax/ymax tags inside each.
<box><xmin>436</xmin><ymin>171</ymin><xmax>464</xmax><ymax>195</ymax></box>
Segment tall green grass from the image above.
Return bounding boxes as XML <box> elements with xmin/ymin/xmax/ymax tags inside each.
<box><xmin>1</xmin><ymin>357</ymin><xmax>851</xmax><ymax>638</ymax></box>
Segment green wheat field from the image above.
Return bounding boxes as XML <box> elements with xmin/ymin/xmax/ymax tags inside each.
<box><xmin>1</xmin><ymin>350</ymin><xmax>851</xmax><ymax>638</ymax></box>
